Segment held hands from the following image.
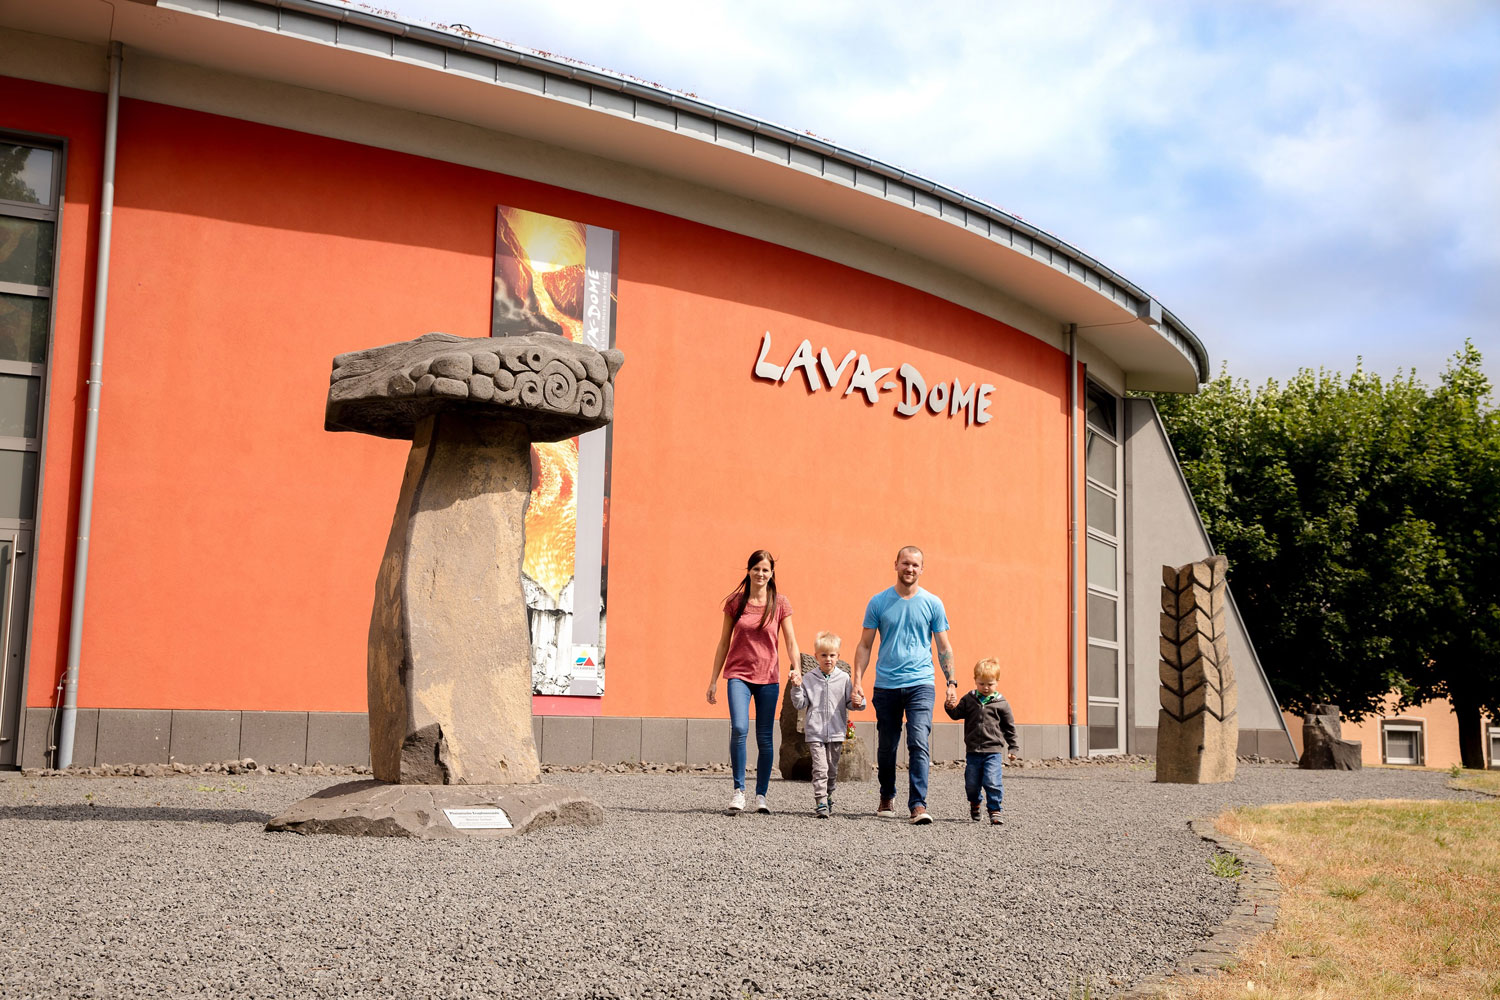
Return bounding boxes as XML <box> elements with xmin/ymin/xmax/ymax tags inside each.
<box><xmin>851</xmin><ymin>689</ymin><xmax>867</xmax><ymax>711</ymax></box>
<box><xmin>944</xmin><ymin>682</ymin><xmax>959</xmax><ymax>710</ymax></box>
<box><xmin>789</xmin><ymin>669</ymin><xmax>803</xmax><ymax>688</ymax></box>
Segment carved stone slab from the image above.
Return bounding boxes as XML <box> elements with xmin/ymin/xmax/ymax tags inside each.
<box><xmin>777</xmin><ymin>654</ymin><xmax>869</xmax><ymax>783</ymax></box>
<box><xmin>1299</xmin><ymin>704</ymin><xmax>1362</xmax><ymax>770</ymax></box>
<box><xmin>327</xmin><ymin>331</ymin><xmax>624</xmax><ymax>442</ymax></box>
<box><xmin>265</xmin><ymin>779</ymin><xmax>603</xmax><ymax>840</ymax></box>
<box><xmin>1157</xmin><ymin>555</ymin><xmax>1239</xmax><ymax>784</ymax></box>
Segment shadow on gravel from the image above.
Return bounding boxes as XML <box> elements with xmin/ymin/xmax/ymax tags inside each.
<box><xmin>0</xmin><ymin>805</ymin><xmax>271</xmax><ymax>824</ymax></box>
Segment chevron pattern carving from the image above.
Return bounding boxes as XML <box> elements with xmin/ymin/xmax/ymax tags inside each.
<box><xmin>1156</xmin><ymin>555</ymin><xmax>1238</xmax><ymax>784</ymax></box>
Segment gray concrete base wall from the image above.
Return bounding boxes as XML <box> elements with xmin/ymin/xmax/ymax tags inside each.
<box><xmin>1132</xmin><ymin>726</ymin><xmax>1295</xmax><ymax>762</ymax></box>
<box><xmin>17</xmin><ymin>710</ymin><xmax>1097</xmax><ymax>769</ymax></box>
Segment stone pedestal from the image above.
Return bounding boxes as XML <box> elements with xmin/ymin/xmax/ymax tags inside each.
<box><xmin>1299</xmin><ymin>704</ymin><xmax>1362</xmax><ymax>770</ymax></box>
<box><xmin>1157</xmin><ymin>555</ymin><xmax>1238</xmax><ymax>784</ymax></box>
<box><xmin>266</xmin><ymin>780</ymin><xmax>602</xmax><ymax>840</ymax></box>
<box><xmin>778</xmin><ymin>655</ymin><xmax>869</xmax><ymax>783</ymax></box>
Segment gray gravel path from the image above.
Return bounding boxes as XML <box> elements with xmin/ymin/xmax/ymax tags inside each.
<box><xmin>0</xmin><ymin>762</ymin><xmax>1478</xmax><ymax>1000</ymax></box>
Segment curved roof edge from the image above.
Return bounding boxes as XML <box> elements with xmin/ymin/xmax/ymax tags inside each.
<box><xmin>105</xmin><ymin>0</ymin><xmax>1211</xmax><ymax>384</ymax></box>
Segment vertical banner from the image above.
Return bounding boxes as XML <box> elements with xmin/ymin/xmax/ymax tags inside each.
<box><xmin>492</xmin><ymin>206</ymin><xmax>619</xmax><ymax>696</ymax></box>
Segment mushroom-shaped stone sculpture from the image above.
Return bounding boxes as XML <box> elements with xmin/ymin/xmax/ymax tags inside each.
<box><xmin>267</xmin><ymin>332</ymin><xmax>622</xmax><ymax>839</ymax></box>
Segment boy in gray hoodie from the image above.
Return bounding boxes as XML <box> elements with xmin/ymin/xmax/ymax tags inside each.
<box><xmin>789</xmin><ymin>631</ymin><xmax>854</xmax><ymax>818</ymax></box>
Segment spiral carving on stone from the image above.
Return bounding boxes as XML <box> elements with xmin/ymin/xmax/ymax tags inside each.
<box><xmin>326</xmin><ymin>331</ymin><xmax>624</xmax><ymax>443</ymax></box>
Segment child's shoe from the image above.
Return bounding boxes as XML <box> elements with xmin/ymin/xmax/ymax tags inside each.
<box><xmin>970</xmin><ymin>801</ymin><xmax>982</xmax><ymax>822</ymax></box>
<box><xmin>989</xmin><ymin>811</ymin><xmax>1004</xmax><ymax>826</ymax></box>
<box><xmin>815</xmin><ymin>799</ymin><xmax>830</xmax><ymax>819</ymax></box>
<box><xmin>826</xmin><ymin>795</ymin><xmax>834</xmax><ymax>814</ymax></box>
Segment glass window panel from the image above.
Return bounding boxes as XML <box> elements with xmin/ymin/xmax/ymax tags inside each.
<box><xmin>0</xmin><ymin>293</ymin><xmax>49</xmax><ymax>363</ymax></box>
<box><xmin>0</xmin><ymin>374</ymin><xmax>39</xmax><ymax>438</ymax></box>
<box><xmin>1085</xmin><ymin>384</ymin><xmax>1117</xmax><ymax>437</ymax></box>
<box><xmin>1087</xmin><ymin>644</ymin><xmax>1118</xmax><ymax>697</ymax></box>
<box><xmin>1087</xmin><ymin>536</ymin><xmax>1117</xmax><ymax>591</ymax></box>
<box><xmin>1086</xmin><ymin>593</ymin><xmax>1117</xmax><ymax>641</ymax></box>
<box><xmin>0</xmin><ymin>217</ymin><xmax>54</xmax><ymax>287</ymax></box>
<box><xmin>1085</xmin><ymin>431</ymin><xmax>1116</xmax><ymax>488</ymax></box>
<box><xmin>1088</xmin><ymin>703</ymin><xmax>1118</xmax><ymax>750</ymax></box>
<box><xmin>0</xmin><ymin>145</ymin><xmax>55</xmax><ymax>206</ymax></box>
<box><xmin>1086</xmin><ymin>483</ymin><xmax>1115</xmax><ymax>535</ymax></box>
<box><xmin>0</xmin><ymin>449</ymin><xmax>38</xmax><ymax>519</ymax></box>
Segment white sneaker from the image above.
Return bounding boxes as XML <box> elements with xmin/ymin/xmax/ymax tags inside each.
<box><xmin>755</xmin><ymin>794</ymin><xmax>771</xmax><ymax>814</ymax></box>
<box><xmin>728</xmin><ymin>789</ymin><xmax>745</xmax><ymax>813</ymax></box>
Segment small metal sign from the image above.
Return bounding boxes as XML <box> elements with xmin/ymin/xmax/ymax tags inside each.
<box><xmin>442</xmin><ymin>807</ymin><xmax>513</xmax><ymax>830</ymax></box>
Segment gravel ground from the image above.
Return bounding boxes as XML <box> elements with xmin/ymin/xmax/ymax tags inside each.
<box><xmin>0</xmin><ymin>762</ymin><xmax>1479</xmax><ymax>1000</ymax></box>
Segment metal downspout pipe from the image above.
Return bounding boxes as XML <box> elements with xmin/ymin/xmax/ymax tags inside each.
<box><xmin>1067</xmin><ymin>324</ymin><xmax>1082</xmax><ymax>759</ymax></box>
<box><xmin>57</xmin><ymin>41</ymin><xmax>122</xmax><ymax>769</ymax></box>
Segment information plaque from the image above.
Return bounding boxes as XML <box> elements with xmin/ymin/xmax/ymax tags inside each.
<box><xmin>442</xmin><ymin>807</ymin><xmax>513</xmax><ymax>830</ymax></box>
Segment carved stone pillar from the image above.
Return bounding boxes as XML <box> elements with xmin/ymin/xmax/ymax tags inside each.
<box><xmin>1157</xmin><ymin>555</ymin><xmax>1239</xmax><ymax>784</ymax></box>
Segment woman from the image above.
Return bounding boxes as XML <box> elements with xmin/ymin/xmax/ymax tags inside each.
<box><xmin>707</xmin><ymin>549</ymin><xmax>800</xmax><ymax>813</ymax></box>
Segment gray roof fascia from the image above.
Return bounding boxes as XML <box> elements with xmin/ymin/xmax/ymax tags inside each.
<box><xmin>165</xmin><ymin>0</ymin><xmax>1211</xmax><ymax>383</ymax></box>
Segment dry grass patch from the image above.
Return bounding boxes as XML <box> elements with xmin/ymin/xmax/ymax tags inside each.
<box><xmin>1158</xmin><ymin>798</ymin><xmax>1500</xmax><ymax>1000</ymax></box>
<box><xmin>1452</xmin><ymin>769</ymin><xmax>1500</xmax><ymax>797</ymax></box>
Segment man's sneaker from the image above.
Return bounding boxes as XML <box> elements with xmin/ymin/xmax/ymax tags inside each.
<box><xmin>876</xmin><ymin>798</ymin><xmax>896</xmax><ymax>818</ymax></box>
<box><xmin>969</xmin><ymin>802</ymin><xmax>982</xmax><ymax>822</ymax></box>
<box><xmin>989</xmin><ymin>811</ymin><xmax>1004</xmax><ymax>826</ymax></box>
<box><xmin>815</xmin><ymin>800</ymin><xmax>830</xmax><ymax>819</ymax></box>
<box><xmin>910</xmin><ymin>806</ymin><xmax>933</xmax><ymax>825</ymax></box>
<box><xmin>755</xmin><ymin>794</ymin><xmax>771</xmax><ymax>814</ymax></box>
<box><xmin>728</xmin><ymin>789</ymin><xmax>745</xmax><ymax>814</ymax></box>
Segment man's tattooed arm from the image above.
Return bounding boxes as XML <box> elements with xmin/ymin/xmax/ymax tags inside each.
<box><xmin>939</xmin><ymin>649</ymin><xmax>955</xmax><ymax>686</ymax></box>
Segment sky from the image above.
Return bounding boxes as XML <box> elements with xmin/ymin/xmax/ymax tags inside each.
<box><xmin>377</xmin><ymin>0</ymin><xmax>1497</xmax><ymax>387</ymax></box>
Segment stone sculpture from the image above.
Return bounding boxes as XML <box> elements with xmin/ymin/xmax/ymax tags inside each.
<box><xmin>1299</xmin><ymin>703</ymin><xmax>1362</xmax><ymax>770</ymax></box>
<box><xmin>1157</xmin><ymin>555</ymin><xmax>1238</xmax><ymax>784</ymax></box>
<box><xmin>267</xmin><ymin>332</ymin><xmax>622</xmax><ymax>839</ymax></box>
<box><xmin>777</xmin><ymin>653</ymin><xmax>869</xmax><ymax>783</ymax></box>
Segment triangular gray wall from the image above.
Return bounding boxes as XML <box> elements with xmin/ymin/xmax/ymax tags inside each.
<box><xmin>1123</xmin><ymin>398</ymin><xmax>1295</xmax><ymax>760</ymax></box>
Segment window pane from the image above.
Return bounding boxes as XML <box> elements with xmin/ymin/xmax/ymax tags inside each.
<box><xmin>1086</xmin><ymin>593</ymin><xmax>1117</xmax><ymax>641</ymax></box>
<box><xmin>1086</xmin><ymin>384</ymin><xmax>1117</xmax><ymax>436</ymax></box>
<box><xmin>1087</xmin><ymin>644</ymin><xmax>1118</xmax><ymax>697</ymax></box>
<box><xmin>0</xmin><ymin>293</ymin><xmax>49</xmax><ymax>363</ymax></box>
<box><xmin>1088</xmin><ymin>703</ymin><xmax>1118</xmax><ymax>751</ymax></box>
<box><xmin>1087</xmin><ymin>536</ymin><xmax>1117</xmax><ymax>591</ymax></box>
<box><xmin>0</xmin><ymin>145</ymin><xmax>55</xmax><ymax>206</ymax></box>
<box><xmin>1086</xmin><ymin>431</ymin><xmax>1115</xmax><ymax>488</ymax></box>
<box><xmin>1086</xmin><ymin>483</ymin><xmax>1115</xmax><ymax>535</ymax></box>
<box><xmin>0</xmin><ymin>374</ymin><xmax>39</xmax><ymax>438</ymax></box>
<box><xmin>1385</xmin><ymin>729</ymin><xmax>1417</xmax><ymax>764</ymax></box>
<box><xmin>0</xmin><ymin>217</ymin><xmax>55</xmax><ymax>287</ymax></box>
<box><xmin>0</xmin><ymin>449</ymin><xmax>38</xmax><ymax>519</ymax></box>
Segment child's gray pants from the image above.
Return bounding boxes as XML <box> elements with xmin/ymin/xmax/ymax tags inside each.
<box><xmin>808</xmin><ymin>740</ymin><xmax>843</xmax><ymax>801</ymax></box>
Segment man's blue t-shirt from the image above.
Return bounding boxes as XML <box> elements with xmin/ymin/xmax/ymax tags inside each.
<box><xmin>863</xmin><ymin>586</ymin><xmax>950</xmax><ymax>689</ymax></box>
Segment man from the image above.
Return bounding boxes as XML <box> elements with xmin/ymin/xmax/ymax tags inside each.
<box><xmin>851</xmin><ymin>545</ymin><xmax>956</xmax><ymax>825</ymax></box>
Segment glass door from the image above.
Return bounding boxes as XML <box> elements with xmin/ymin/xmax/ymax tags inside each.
<box><xmin>1084</xmin><ymin>382</ymin><xmax>1125</xmax><ymax>754</ymax></box>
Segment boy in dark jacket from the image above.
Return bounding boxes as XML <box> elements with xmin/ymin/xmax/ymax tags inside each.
<box><xmin>943</xmin><ymin>657</ymin><xmax>1019</xmax><ymax>825</ymax></box>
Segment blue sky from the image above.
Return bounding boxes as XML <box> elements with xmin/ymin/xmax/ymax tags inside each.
<box><xmin>382</xmin><ymin>0</ymin><xmax>1498</xmax><ymax>387</ymax></box>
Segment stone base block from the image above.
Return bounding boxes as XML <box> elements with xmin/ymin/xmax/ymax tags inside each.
<box><xmin>778</xmin><ymin>734</ymin><xmax>871</xmax><ymax>783</ymax></box>
<box><xmin>265</xmin><ymin>780</ymin><xmax>602</xmax><ymax>840</ymax></box>
<box><xmin>1155</xmin><ymin>709</ymin><xmax>1237</xmax><ymax>784</ymax></box>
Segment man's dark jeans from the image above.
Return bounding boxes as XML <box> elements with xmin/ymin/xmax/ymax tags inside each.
<box><xmin>873</xmin><ymin>684</ymin><xmax>934</xmax><ymax>811</ymax></box>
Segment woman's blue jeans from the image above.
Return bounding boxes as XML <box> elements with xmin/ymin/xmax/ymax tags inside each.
<box><xmin>727</xmin><ymin>678</ymin><xmax>779</xmax><ymax>795</ymax></box>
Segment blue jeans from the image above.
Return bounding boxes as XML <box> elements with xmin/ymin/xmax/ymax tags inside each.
<box><xmin>873</xmin><ymin>684</ymin><xmax>934</xmax><ymax>810</ymax></box>
<box><xmin>727</xmin><ymin>678</ymin><xmax>779</xmax><ymax>796</ymax></box>
<box><xmin>965</xmin><ymin>752</ymin><xmax>1004</xmax><ymax>812</ymax></box>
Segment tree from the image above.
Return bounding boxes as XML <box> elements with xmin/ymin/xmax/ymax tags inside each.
<box><xmin>1401</xmin><ymin>345</ymin><xmax>1500</xmax><ymax>767</ymax></box>
<box><xmin>1149</xmin><ymin>347</ymin><xmax>1500</xmax><ymax>764</ymax></box>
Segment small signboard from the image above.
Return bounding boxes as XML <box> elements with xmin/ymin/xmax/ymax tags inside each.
<box><xmin>442</xmin><ymin>807</ymin><xmax>513</xmax><ymax>830</ymax></box>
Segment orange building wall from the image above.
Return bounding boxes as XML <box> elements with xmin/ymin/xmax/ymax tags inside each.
<box><xmin>9</xmin><ymin>78</ymin><xmax>1072</xmax><ymax>726</ymax></box>
<box><xmin>1283</xmin><ymin>696</ymin><xmax>1496</xmax><ymax>770</ymax></box>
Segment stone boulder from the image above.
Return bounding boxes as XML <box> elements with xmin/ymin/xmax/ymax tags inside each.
<box><xmin>1299</xmin><ymin>703</ymin><xmax>1362</xmax><ymax>770</ymax></box>
<box><xmin>777</xmin><ymin>654</ymin><xmax>869</xmax><ymax>783</ymax></box>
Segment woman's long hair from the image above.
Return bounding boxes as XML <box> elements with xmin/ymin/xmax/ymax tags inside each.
<box><xmin>726</xmin><ymin>549</ymin><xmax>778</xmax><ymax>629</ymax></box>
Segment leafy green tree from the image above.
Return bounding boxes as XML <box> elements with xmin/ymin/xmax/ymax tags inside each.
<box><xmin>1150</xmin><ymin>346</ymin><xmax>1500</xmax><ymax>765</ymax></box>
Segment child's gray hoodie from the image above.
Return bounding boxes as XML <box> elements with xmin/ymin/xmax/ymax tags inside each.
<box><xmin>788</xmin><ymin>666</ymin><xmax>851</xmax><ymax>743</ymax></box>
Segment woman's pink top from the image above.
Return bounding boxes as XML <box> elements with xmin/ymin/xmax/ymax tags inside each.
<box><xmin>720</xmin><ymin>593</ymin><xmax>793</xmax><ymax>685</ymax></box>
